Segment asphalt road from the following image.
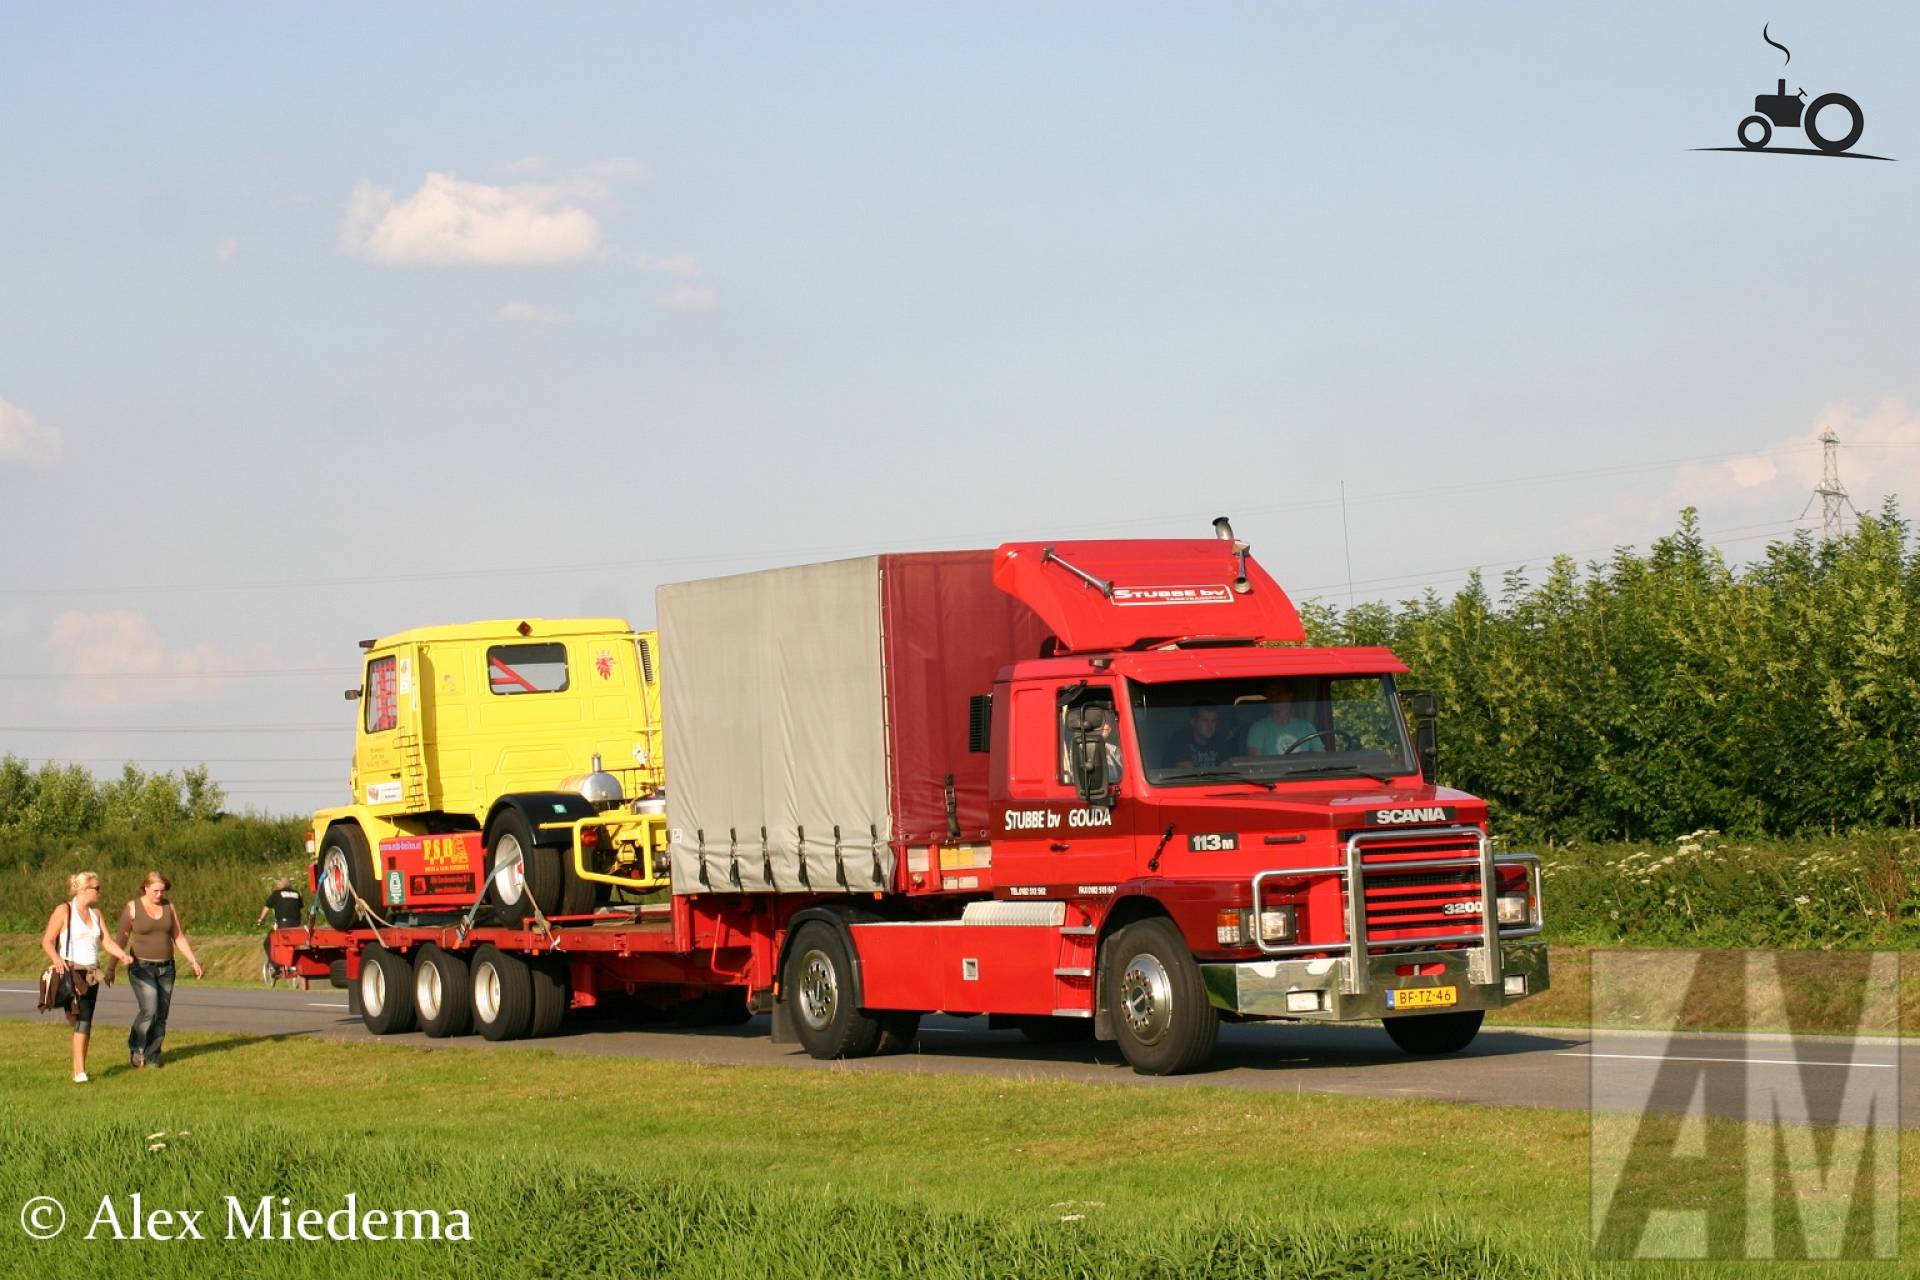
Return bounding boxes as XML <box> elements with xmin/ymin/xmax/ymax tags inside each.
<box><xmin>2</xmin><ymin>982</ymin><xmax>1907</xmax><ymax>1126</ymax></box>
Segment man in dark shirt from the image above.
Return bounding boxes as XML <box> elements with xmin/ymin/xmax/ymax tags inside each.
<box><xmin>258</xmin><ymin>878</ymin><xmax>304</xmax><ymax>929</ymax></box>
<box><xmin>1170</xmin><ymin>707</ymin><xmax>1226</xmax><ymax>769</ymax></box>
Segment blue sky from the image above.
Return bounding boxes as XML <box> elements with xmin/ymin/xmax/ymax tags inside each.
<box><xmin>1</xmin><ymin>3</ymin><xmax>1916</xmax><ymax>813</ymax></box>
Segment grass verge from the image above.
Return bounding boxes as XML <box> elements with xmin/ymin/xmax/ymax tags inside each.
<box><xmin>0</xmin><ymin>1022</ymin><xmax>1912</xmax><ymax>1278</ymax></box>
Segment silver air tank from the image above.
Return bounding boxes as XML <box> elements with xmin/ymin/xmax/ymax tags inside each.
<box><xmin>577</xmin><ymin>754</ymin><xmax>624</xmax><ymax>810</ymax></box>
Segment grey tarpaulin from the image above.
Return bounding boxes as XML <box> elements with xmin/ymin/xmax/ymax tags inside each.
<box><xmin>659</xmin><ymin>556</ymin><xmax>894</xmax><ymax>893</ymax></box>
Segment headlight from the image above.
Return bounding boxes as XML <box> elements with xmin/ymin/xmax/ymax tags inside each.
<box><xmin>1497</xmin><ymin>893</ymin><xmax>1529</xmax><ymax>925</ymax></box>
<box><xmin>1258</xmin><ymin>906</ymin><xmax>1296</xmax><ymax>943</ymax></box>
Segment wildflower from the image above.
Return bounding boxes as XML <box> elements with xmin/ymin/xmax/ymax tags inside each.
<box><xmin>1794</xmin><ymin>895</ymin><xmax>1811</xmax><ymax>906</ymax></box>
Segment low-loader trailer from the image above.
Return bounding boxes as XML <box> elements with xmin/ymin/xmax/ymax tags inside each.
<box><xmin>274</xmin><ymin>525</ymin><xmax>1547</xmax><ymax>1074</ymax></box>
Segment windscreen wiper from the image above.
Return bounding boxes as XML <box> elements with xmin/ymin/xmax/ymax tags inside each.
<box><xmin>1272</xmin><ymin>762</ymin><xmax>1399</xmax><ymax>785</ymax></box>
<box><xmin>1153</xmin><ymin>768</ymin><xmax>1276</xmax><ymax>791</ymax></box>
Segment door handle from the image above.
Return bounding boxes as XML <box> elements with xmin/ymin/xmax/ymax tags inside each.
<box><xmin>1049</xmin><ymin>841</ymin><xmax>1070</xmax><ymax>852</ymax></box>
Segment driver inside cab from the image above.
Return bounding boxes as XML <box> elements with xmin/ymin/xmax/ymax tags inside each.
<box><xmin>1247</xmin><ymin>682</ymin><xmax>1322</xmax><ymax>756</ymax></box>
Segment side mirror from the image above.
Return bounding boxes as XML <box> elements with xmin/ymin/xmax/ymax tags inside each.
<box><xmin>1062</xmin><ymin>704</ymin><xmax>1116</xmax><ymax>807</ymax></box>
<box><xmin>1404</xmin><ymin>690</ymin><xmax>1438</xmax><ymax>783</ymax></box>
<box><xmin>344</xmin><ymin>687</ymin><xmax>362</xmax><ymax>702</ymax></box>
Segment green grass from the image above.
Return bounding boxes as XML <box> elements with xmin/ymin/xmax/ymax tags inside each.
<box><xmin>0</xmin><ymin>1022</ymin><xmax>1912</xmax><ymax>1278</ymax></box>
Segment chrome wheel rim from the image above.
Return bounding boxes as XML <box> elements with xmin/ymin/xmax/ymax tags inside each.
<box><xmin>322</xmin><ymin>850</ymin><xmax>351</xmax><ymax>911</ymax></box>
<box><xmin>492</xmin><ymin>837</ymin><xmax>526</xmax><ymax>905</ymax></box>
<box><xmin>796</xmin><ymin>949</ymin><xmax>838</xmax><ymax>1032</ymax></box>
<box><xmin>417</xmin><ymin>963</ymin><xmax>442</xmax><ymax>1020</ymax></box>
<box><xmin>474</xmin><ymin>962</ymin><xmax>501</xmax><ymax>1023</ymax></box>
<box><xmin>1119</xmin><ymin>953</ymin><xmax>1173</xmax><ymax>1045</ymax></box>
<box><xmin>361</xmin><ymin>960</ymin><xmax>386</xmax><ymax>1016</ymax></box>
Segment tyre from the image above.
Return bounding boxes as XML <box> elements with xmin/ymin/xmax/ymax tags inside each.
<box><xmin>1102</xmin><ymin>918</ymin><xmax>1219</xmax><ymax>1075</ymax></box>
<box><xmin>358</xmin><ymin>945</ymin><xmax>417</xmax><ymax>1036</ymax></box>
<box><xmin>413</xmin><ymin>945</ymin><xmax>473</xmax><ymax>1038</ymax></box>
<box><xmin>1011</xmin><ymin>1014</ymin><xmax>1096</xmax><ymax>1044</ymax></box>
<box><xmin>1737</xmin><ymin>114</ymin><xmax>1771</xmax><ymax>150</ymax></box>
<box><xmin>528</xmin><ymin>958</ymin><xmax>568</xmax><ymax>1038</ymax></box>
<box><xmin>260</xmin><ymin>956</ymin><xmax>277</xmax><ymax>988</ymax></box>
<box><xmin>486</xmin><ymin>810</ymin><xmax>561</xmax><ymax>926</ymax></box>
<box><xmin>471</xmin><ymin>944</ymin><xmax>535</xmax><ymax>1041</ymax></box>
<box><xmin>1804</xmin><ymin>93</ymin><xmax>1864</xmax><ymax>154</ymax></box>
<box><xmin>1383</xmin><ymin>1010</ymin><xmax>1484</xmax><ymax>1055</ymax></box>
<box><xmin>782</xmin><ymin>922</ymin><xmax>886</xmax><ymax>1059</ymax></box>
<box><xmin>318</xmin><ymin>825</ymin><xmax>376</xmax><ymax>930</ymax></box>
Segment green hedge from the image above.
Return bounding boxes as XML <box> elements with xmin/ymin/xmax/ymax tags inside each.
<box><xmin>1307</xmin><ymin>507</ymin><xmax>1920</xmax><ymax>842</ymax></box>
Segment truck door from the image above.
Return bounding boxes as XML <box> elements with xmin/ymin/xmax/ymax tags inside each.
<box><xmin>991</xmin><ymin>678</ymin><xmax>1138</xmax><ymax>896</ymax></box>
<box><xmin>355</xmin><ymin>644</ymin><xmax>423</xmax><ymax>815</ymax></box>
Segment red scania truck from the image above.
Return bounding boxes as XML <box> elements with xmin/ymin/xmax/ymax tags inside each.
<box><xmin>273</xmin><ymin>525</ymin><xmax>1547</xmax><ymax>1074</ymax></box>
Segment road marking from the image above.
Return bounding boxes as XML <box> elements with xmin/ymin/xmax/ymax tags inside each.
<box><xmin>1558</xmin><ymin>1050</ymin><xmax>1894</xmax><ymax>1069</ymax></box>
<box><xmin>0</xmin><ymin>988</ymin><xmax>40</xmax><ymax>994</ymax></box>
<box><xmin>307</xmin><ymin>1002</ymin><xmax>349</xmax><ymax>1009</ymax></box>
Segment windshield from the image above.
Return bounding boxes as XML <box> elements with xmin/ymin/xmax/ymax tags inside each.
<box><xmin>1130</xmin><ymin>673</ymin><xmax>1416</xmax><ymax>786</ymax></box>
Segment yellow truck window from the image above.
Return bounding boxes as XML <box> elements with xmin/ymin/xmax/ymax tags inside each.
<box><xmin>488</xmin><ymin>642</ymin><xmax>568</xmax><ymax>695</ymax></box>
<box><xmin>365</xmin><ymin>656</ymin><xmax>397</xmax><ymax>732</ymax></box>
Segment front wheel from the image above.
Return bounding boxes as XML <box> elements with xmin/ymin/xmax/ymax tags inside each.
<box><xmin>1737</xmin><ymin>114</ymin><xmax>1772</xmax><ymax>150</ymax></box>
<box><xmin>318</xmin><ymin>825</ymin><xmax>375</xmax><ymax>930</ymax></box>
<box><xmin>1383</xmin><ymin>1009</ymin><xmax>1484</xmax><ymax>1055</ymax></box>
<box><xmin>1102</xmin><ymin>918</ymin><xmax>1218</xmax><ymax>1075</ymax></box>
<box><xmin>1804</xmin><ymin>93</ymin><xmax>1863</xmax><ymax>154</ymax></box>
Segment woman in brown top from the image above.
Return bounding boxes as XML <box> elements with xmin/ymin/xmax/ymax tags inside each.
<box><xmin>106</xmin><ymin>871</ymin><xmax>204</xmax><ymax>1068</ymax></box>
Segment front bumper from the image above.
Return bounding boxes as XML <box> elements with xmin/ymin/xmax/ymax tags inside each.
<box><xmin>1200</xmin><ymin>940</ymin><xmax>1549</xmax><ymax>1021</ymax></box>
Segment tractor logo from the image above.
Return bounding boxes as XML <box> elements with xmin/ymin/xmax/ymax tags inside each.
<box><xmin>1697</xmin><ymin>25</ymin><xmax>1890</xmax><ymax>162</ymax></box>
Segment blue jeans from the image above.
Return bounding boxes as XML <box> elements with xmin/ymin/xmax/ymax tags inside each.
<box><xmin>128</xmin><ymin>960</ymin><xmax>175</xmax><ymax>1065</ymax></box>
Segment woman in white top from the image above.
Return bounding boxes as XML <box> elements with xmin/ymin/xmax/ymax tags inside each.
<box><xmin>40</xmin><ymin>870</ymin><xmax>135</xmax><ymax>1083</ymax></box>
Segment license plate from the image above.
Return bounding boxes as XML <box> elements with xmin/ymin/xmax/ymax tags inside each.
<box><xmin>1387</xmin><ymin>985</ymin><xmax>1457</xmax><ymax>1010</ymax></box>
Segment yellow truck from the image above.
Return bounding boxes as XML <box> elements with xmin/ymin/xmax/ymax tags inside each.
<box><xmin>311</xmin><ymin>619</ymin><xmax>667</xmax><ymax>929</ymax></box>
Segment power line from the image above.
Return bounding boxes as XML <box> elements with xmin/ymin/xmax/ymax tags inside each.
<box><xmin>0</xmin><ymin>724</ymin><xmax>337</xmax><ymax>734</ymax></box>
<box><xmin>0</xmin><ymin>668</ymin><xmax>350</xmax><ymax>681</ymax></box>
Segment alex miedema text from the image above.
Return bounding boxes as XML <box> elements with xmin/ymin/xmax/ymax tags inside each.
<box><xmin>84</xmin><ymin>1193</ymin><xmax>472</xmax><ymax>1242</ymax></box>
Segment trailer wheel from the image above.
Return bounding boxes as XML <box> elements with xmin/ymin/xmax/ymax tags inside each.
<box><xmin>486</xmin><ymin>811</ymin><xmax>562</xmax><ymax>926</ymax></box>
<box><xmin>783</xmin><ymin>922</ymin><xmax>887</xmax><ymax>1059</ymax></box>
<box><xmin>1383</xmin><ymin>1010</ymin><xmax>1484</xmax><ymax>1055</ymax></box>
<box><xmin>471</xmin><ymin>944</ymin><xmax>535</xmax><ymax>1041</ymax></box>
<box><xmin>1102</xmin><ymin>918</ymin><xmax>1218</xmax><ymax>1075</ymax></box>
<box><xmin>358</xmin><ymin>945</ymin><xmax>417</xmax><ymax>1036</ymax></box>
<box><xmin>528</xmin><ymin>958</ymin><xmax>568</xmax><ymax>1038</ymax></box>
<box><xmin>413</xmin><ymin>945</ymin><xmax>473</xmax><ymax>1038</ymax></box>
<box><xmin>318</xmin><ymin>825</ymin><xmax>376</xmax><ymax>930</ymax></box>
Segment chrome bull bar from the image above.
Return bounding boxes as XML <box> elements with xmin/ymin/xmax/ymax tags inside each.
<box><xmin>1249</xmin><ymin>826</ymin><xmax>1545</xmax><ymax>995</ymax></box>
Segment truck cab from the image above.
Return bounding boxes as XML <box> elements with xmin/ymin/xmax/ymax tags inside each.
<box><xmin>970</xmin><ymin>534</ymin><xmax>1547</xmax><ymax>1071</ymax></box>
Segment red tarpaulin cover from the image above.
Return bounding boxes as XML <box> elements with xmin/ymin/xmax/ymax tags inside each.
<box><xmin>880</xmin><ymin>552</ymin><xmax>1054</xmax><ymax>845</ymax></box>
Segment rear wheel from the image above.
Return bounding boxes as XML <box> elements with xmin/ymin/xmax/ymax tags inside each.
<box><xmin>471</xmin><ymin>944</ymin><xmax>535</xmax><ymax>1041</ymax></box>
<box><xmin>1804</xmin><ymin>92</ymin><xmax>1864</xmax><ymax>154</ymax></box>
<box><xmin>528</xmin><ymin>958</ymin><xmax>568</xmax><ymax>1038</ymax></box>
<box><xmin>413</xmin><ymin>945</ymin><xmax>473</xmax><ymax>1038</ymax></box>
<box><xmin>318</xmin><ymin>825</ymin><xmax>376</xmax><ymax>930</ymax></box>
<box><xmin>486</xmin><ymin>811</ymin><xmax>561</xmax><ymax>926</ymax></box>
<box><xmin>1102</xmin><ymin>918</ymin><xmax>1219</xmax><ymax>1075</ymax></box>
<box><xmin>783</xmin><ymin>922</ymin><xmax>886</xmax><ymax>1059</ymax></box>
<box><xmin>358</xmin><ymin>945</ymin><xmax>416</xmax><ymax>1036</ymax></box>
<box><xmin>1383</xmin><ymin>1010</ymin><xmax>1484</xmax><ymax>1055</ymax></box>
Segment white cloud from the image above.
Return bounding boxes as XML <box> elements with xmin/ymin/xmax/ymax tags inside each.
<box><xmin>342</xmin><ymin>172</ymin><xmax>603</xmax><ymax>266</ymax></box>
<box><xmin>496</xmin><ymin>301</ymin><xmax>571</xmax><ymax>327</ymax></box>
<box><xmin>215</xmin><ymin>237</ymin><xmax>239</xmax><ymax>266</ymax></box>
<box><xmin>0</xmin><ymin>397</ymin><xmax>63</xmax><ymax>467</ymax></box>
<box><xmin>44</xmin><ymin>609</ymin><xmax>250</xmax><ymax>711</ymax></box>
<box><xmin>658</xmin><ymin>284</ymin><xmax>717</xmax><ymax>313</ymax></box>
<box><xmin>652</xmin><ymin>253</ymin><xmax>701</xmax><ymax>277</ymax></box>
